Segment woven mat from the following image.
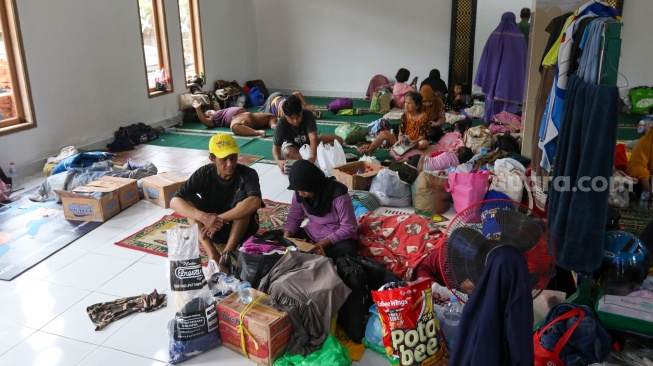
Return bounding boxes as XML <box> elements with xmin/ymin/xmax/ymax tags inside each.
<box><xmin>114</xmin><ymin>199</ymin><xmax>290</xmax><ymax>264</ymax></box>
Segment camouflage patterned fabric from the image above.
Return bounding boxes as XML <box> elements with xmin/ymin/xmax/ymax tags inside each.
<box><xmin>87</xmin><ymin>289</ymin><xmax>167</xmax><ymax>330</ymax></box>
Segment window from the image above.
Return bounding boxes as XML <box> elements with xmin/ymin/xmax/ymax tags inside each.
<box><xmin>0</xmin><ymin>0</ymin><xmax>35</xmax><ymax>135</ymax></box>
<box><xmin>178</xmin><ymin>0</ymin><xmax>204</xmax><ymax>86</ymax></box>
<box><xmin>137</xmin><ymin>0</ymin><xmax>173</xmax><ymax>96</ymax></box>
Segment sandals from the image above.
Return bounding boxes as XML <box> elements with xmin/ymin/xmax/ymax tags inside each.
<box><xmin>315</xmin><ymin>111</ymin><xmax>322</xmax><ymax>119</ymax></box>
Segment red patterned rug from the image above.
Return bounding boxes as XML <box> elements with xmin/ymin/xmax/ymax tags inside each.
<box><xmin>114</xmin><ymin>199</ymin><xmax>290</xmax><ymax>264</ymax></box>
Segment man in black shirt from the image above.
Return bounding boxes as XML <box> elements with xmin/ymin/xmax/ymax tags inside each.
<box><xmin>272</xmin><ymin>95</ymin><xmax>342</xmax><ymax>174</ymax></box>
<box><xmin>170</xmin><ymin>133</ymin><xmax>262</xmax><ymax>271</ymax></box>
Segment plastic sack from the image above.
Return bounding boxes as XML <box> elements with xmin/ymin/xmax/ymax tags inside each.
<box><xmin>369</xmin><ymin>169</ymin><xmax>412</xmax><ymax>207</ymax></box>
<box><xmin>365</xmin><ymin>304</ymin><xmax>383</xmax><ymax>347</ymax></box>
<box><xmin>444</xmin><ymin>170</ymin><xmax>490</xmax><ymax>212</ymax></box>
<box><xmin>411</xmin><ymin>171</ymin><xmax>451</xmax><ymax>214</ymax></box>
<box><xmin>630</xmin><ymin>87</ymin><xmax>653</xmax><ymax>114</ymax></box>
<box><xmin>317</xmin><ymin>140</ymin><xmax>346</xmax><ymax>176</ymax></box>
<box><xmin>247</xmin><ymin>86</ymin><xmax>265</xmax><ymax>106</ymax></box>
<box><xmin>274</xmin><ymin>334</ymin><xmax>351</xmax><ymax>366</ymax></box>
<box><xmin>371</xmin><ymin>278</ymin><xmax>448</xmax><ymax>366</ymax></box>
<box><xmin>593</xmin><ymin>349</ymin><xmax>653</xmax><ymax>365</ymax></box>
<box><xmin>359</xmin><ymin>155</ymin><xmax>381</xmax><ymax>165</ymax></box>
<box><xmin>167</xmin><ymin>224</ymin><xmax>221</xmax><ymax>365</ymax></box>
<box><xmin>463</xmin><ymin>125</ymin><xmax>492</xmax><ymax>154</ymax></box>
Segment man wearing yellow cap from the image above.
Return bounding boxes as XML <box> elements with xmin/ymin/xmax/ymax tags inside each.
<box><xmin>170</xmin><ymin>133</ymin><xmax>262</xmax><ymax>271</ymax></box>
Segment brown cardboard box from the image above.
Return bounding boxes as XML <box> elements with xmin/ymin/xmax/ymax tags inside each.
<box><xmin>96</xmin><ymin>176</ymin><xmax>139</xmax><ymax>210</ymax></box>
<box><xmin>56</xmin><ymin>182</ymin><xmax>121</xmax><ymax>222</ymax></box>
<box><xmin>332</xmin><ymin>161</ymin><xmax>384</xmax><ymax>190</ymax></box>
<box><xmin>218</xmin><ymin>289</ymin><xmax>293</xmax><ymax>366</ymax></box>
<box><xmin>141</xmin><ymin>172</ymin><xmax>187</xmax><ymax>208</ymax></box>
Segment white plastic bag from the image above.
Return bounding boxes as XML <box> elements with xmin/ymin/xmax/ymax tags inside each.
<box><xmin>369</xmin><ymin>169</ymin><xmax>412</xmax><ymax>207</ymax></box>
<box><xmin>167</xmin><ymin>224</ymin><xmax>221</xmax><ymax>364</ymax></box>
<box><xmin>359</xmin><ymin>155</ymin><xmax>381</xmax><ymax>165</ymax></box>
<box><xmin>317</xmin><ymin>140</ymin><xmax>346</xmax><ymax>177</ymax></box>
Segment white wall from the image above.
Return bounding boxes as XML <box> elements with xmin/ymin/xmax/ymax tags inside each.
<box><xmin>253</xmin><ymin>0</ymin><xmax>452</xmax><ymax>97</ymax></box>
<box><xmin>619</xmin><ymin>1</ymin><xmax>653</xmax><ymax>89</ymax></box>
<box><xmin>0</xmin><ymin>0</ymin><xmax>255</xmax><ymax>175</ymax></box>
<box><xmin>473</xmin><ymin>0</ymin><xmax>533</xmax><ymax>83</ymax></box>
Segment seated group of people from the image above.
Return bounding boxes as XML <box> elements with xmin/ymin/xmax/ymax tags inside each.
<box><xmin>170</xmin><ymin>133</ymin><xmax>356</xmax><ymax>273</ymax></box>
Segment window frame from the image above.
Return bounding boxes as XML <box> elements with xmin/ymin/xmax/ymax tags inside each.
<box><xmin>0</xmin><ymin>0</ymin><xmax>35</xmax><ymax>135</ymax></box>
<box><xmin>178</xmin><ymin>0</ymin><xmax>204</xmax><ymax>87</ymax></box>
<box><xmin>137</xmin><ymin>0</ymin><xmax>174</xmax><ymax>97</ymax></box>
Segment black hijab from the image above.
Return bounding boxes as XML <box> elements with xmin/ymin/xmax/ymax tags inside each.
<box><xmin>287</xmin><ymin>160</ymin><xmax>348</xmax><ymax>217</ymax></box>
<box><xmin>420</xmin><ymin>69</ymin><xmax>448</xmax><ymax>98</ymax></box>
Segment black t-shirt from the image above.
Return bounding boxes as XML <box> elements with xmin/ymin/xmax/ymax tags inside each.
<box><xmin>173</xmin><ymin>163</ymin><xmax>262</xmax><ymax>215</ymax></box>
<box><xmin>272</xmin><ymin>109</ymin><xmax>317</xmax><ymax>147</ymax></box>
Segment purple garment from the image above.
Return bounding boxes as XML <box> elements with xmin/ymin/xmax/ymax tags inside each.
<box><xmin>366</xmin><ymin>74</ymin><xmax>390</xmax><ymax>99</ymax></box>
<box><xmin>210</xmin><ymin>107</ymin><xmax>242</xmax><ymax>127</ymax></box>
<box><xmin>241</xmin><ymin>242</ymin><xmax>287</xmax><ymax>255</ymax></box>
<box><xmin>284</xmin><ymin>193</ymin><xmax>357</xmax><ymax>246</ymax></box>
<box><xmin>474</xmin><ymin>12</ymin><xmax>527</xmax><ymax>123</ymax></box>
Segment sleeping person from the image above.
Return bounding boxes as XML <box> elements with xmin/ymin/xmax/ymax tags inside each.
<box><xmin>192</xmin><ymin>100</ymin><xmax>277</xmax><ymax>137</ymax></box>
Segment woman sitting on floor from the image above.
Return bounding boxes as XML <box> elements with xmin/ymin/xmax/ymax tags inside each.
<box><xmin>192</xmin><ymin>101</ymin><xmax>277</xmax><ymax>137</ymax></box>
<box><xmin>260</xmin><ymin>91</ymin><xmax>322</xmax><ymax>119</ymax></box>
<box><xmin>421</xmin><ymin>84</ymin><xmax>447</xmax><ymax>143</ymax></box>
<box><xmin>283</xmin><ymin>160</ymin><xmax>358</xmax><ymax>261</ymax></box>
<box><xmin>358</xmin><ymin>92</ymin><xmax>429</xmax><ymax>157</ymax></box>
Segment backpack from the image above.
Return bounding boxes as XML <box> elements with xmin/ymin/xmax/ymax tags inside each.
<box><xmin>463</xmin><ymin>125</ymin><xmax>492</xmax><ymax>154</ymax></box>
<box><xmin>245</xmin><ymin>79</ymin><xmax>270</xmax><ymax>99</ymax></box>
<box><xmin>327</xmin><ymin>98</ymin><xmax>353</xmax><ymax>113</ymax></box>
<box><xmin>336</xmin><ymin>256</ymin><xmax>369</xmax><ymax>342</ymax></box>
<box><xmin>114</xmin><ymin>123</ymin><xmax>158</xmax><ymax>147</ymax></box>
<box><xmin>247</xmin><ymin>86</ymin><xmax>265</xmax><ymax>107</ymax></box>
<box><xmin>335</xmin><ymin>122</ymin><xmax>367</xmax><ymax>144</ymax></box>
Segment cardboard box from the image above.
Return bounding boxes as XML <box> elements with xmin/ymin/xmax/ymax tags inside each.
<box><xmin>141</xmin><ymin>172</ymin><xmax>187</xmax><ymax>208</ymax></box>
<box><xmin>96</xmin><ymin>176</ymin><xmax>139</xmax><ymax>210</ymax></box>
<box><xmin>332</xmin><ymin>161</ymin><xmax>384</xmax><ymax>190</ymax></box>
<box><xmin>218</xmin><ymin>289</ymin><xmax>293</xmax><ymax>366</ymax></box>
<box><xmin>56</xmin><ymin>182</ymin><xmax>121</xmax><ymax>222</ymax></box>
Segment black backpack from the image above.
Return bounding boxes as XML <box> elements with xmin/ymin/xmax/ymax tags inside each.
<box><xmin>336</xmin><ymin>256</ymin><xmax>369</xmax><ymax>343</ymax></box>
<box><xmin>245</xmin><ymin>79</ymin><xmax>270</xmax><ymax>100</ymax></box>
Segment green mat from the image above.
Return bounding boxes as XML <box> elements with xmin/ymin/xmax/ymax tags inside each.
<box><xmin>149</xmin><ymin>121</ymin><xmax>391</xmax><ymax>163</ymax></box>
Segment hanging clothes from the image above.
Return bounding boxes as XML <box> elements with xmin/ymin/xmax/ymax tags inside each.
<box><xmin>538</xmin><ymin>1</ymin><xmax>620</xmax><ymax>171</ymax></box>
<box><xmin>547</xmin><ymin>75</ymin><xmax>619</xmax><ymax>272</ymax></box>
<box><xmin>474</xmin><ymin>12</ymin><xmax>527</xmax><ymax>124</ymax></box>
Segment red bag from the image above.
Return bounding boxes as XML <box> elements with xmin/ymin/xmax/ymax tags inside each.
<box><xmin>614</xmin><ymin>143</ymin><xmax>628</xmax><ymax>171</ymax></box>
<box><xmin>533</xmin><ymin>307</ymin><xmax>585</xmax><ymax>366</ymax></box>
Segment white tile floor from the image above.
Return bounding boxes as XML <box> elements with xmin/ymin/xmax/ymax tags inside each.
<box><xmin>0</xmin><ymin>164</ymin><xmax>389</xmax><ymax>366</ymax></box>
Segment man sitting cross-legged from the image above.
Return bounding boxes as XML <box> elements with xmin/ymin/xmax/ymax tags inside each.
<box><xmin>170</xmin><ymin>133</ymin><xmax>262</xmax><ymax>273</ymax></box>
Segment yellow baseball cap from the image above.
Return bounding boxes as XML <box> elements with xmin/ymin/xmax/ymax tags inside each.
<box><xmin>208</xmin><ymin>133</ymin><xmax>240</xmax><ymax>158</ymax></box>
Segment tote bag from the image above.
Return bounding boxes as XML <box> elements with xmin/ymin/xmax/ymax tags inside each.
<box><xmin>444</xmin><ymin>170</ymin><xmax>490</xmax><ymax>212</ymax></box>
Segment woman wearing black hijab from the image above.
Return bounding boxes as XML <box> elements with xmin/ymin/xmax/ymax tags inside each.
<box><xmin>420</xmin><ymin>69</ymin><xmax>448</xmax><ymax>98</ymax></box>
<box><xmin>283</xmin><ymin>160</ymin><xmax>359</xmax><ymax>260</ymax></box>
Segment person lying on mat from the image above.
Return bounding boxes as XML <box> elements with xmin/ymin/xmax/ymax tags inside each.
<box><xmin>170</xmin><ymin>133</ymin><xmax>263</xmax><ymax>273</ymax></box>
<box><xmin>192</xmin><ymin>101</ymin><xmax>277</xmax><ymax>137</ymax></box>
<box><xmin>260</xmin><ymin>91</ymin><xmax>322</xmax><ymax>119</ymax></box>
<box><xmin>357</xmin><ymin>92</ymin><xmax>429</xmax><ymax>156</ymax></box>
<box><xmin>284</xmin><ymin>160</ymin><xmax>358</xmax><ymax>261</ymax></box>
<box><xmin>272</xmin><ymin>94</ymin><xmax>343</xmax><ymax>174</ymax></box>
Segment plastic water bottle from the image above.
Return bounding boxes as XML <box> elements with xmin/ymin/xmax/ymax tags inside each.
<box><xmin>442</xmin><ymin>295</ymin><xmax>462</xmax><ymax>349</ymax></box>
<box><xmin>639</xmin><ymin>189</ymin><xmax>650</xmax><ymax>212</ymax></box>
<box><xmin>164</xmin><ymin>127</ymin><xmax>176</xmax><ymax>133</ymax></box>
<box><xmin>237</xmin><ymin>281</ymin><xmax>253</xmax><ymax>304</ymax></box>
<box><xmin>7</xmin><ymin>162</ymin><xmax>16</xmax><ymax>190</ymax></box>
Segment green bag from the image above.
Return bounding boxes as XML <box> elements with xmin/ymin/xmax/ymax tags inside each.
<box><xmin>274</xmin><ymin>335</ymin><xmax>351</xmax><ymax>366</ymax></box>
<box><xmin>335</xmin><ymin>122</ymin><xmax>367</xmax><ymax>144</ymax></box>
<box><xmin>370</xmin><ymin>91</ymin><xmax>392</xmax><ymax>114</ymax></box>
<box><xmin>630</xmin><ymin>87</ymin><xmax>653</xmax><ymax>114</ymax></box>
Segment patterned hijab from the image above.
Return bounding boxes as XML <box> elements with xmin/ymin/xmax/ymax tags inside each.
<box><xmin>420</xmin><ymin>85</ymin><xmax>444</xmax><ymax>122</ymax></box>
